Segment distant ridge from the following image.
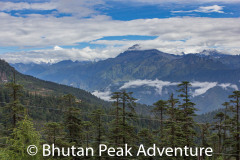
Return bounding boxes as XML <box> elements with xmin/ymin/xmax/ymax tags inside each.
<box><xmin>9</xmin><ymin>47</ymin><xmax>240</xmax><ymax>113</ymax></box>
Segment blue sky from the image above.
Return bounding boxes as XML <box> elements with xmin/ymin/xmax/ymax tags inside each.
<box><xmin>102</xmin><ymin>1</ymin><xmax>240</xmax><ymax>20</ymax></box>
<box><xmin>0</xmin><ymin>0</ymin><xmax>240</xmax><ymax>63</ymax></box>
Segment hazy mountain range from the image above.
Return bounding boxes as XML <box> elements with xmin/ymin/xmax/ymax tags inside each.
<box><xmin>11</xmin><ymin>47</ymin><xmax>240</xmax><ymax>113</ymax></box>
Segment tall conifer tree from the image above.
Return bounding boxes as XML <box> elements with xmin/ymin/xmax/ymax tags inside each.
<box><xmin>152</xmin><ymin>100</ymin><xmax>168</xmax><ymax>139</ymax></box>
<box><xmin>177</xmin><ymin>81</ymin><xmax>197</xmax><ymax>148</ymax></box>
<box><xmin>228</xmin><ymin>91</ymin><xmax>240</xmax><ymax>159</ymax></box>
<box><xmin>63</xmin><ymin>94</ymin><xmax>82</xmax><ymax>145</ymax></box>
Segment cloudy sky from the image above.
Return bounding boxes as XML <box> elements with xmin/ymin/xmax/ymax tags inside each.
<box><xmin>0</xmin><ymin>0</ymin><xmax>240</xmax><ymax>63</ymax></box>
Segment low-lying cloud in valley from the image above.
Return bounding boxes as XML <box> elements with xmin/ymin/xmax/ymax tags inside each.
<box><xmin>92</xmin><ymin>88</ymin><xmax>113</xmax><ymax>102</ymax></box>
<box><xmin>93</xmin><ymin>79</ymin><xmax>239</xmax><ymax>101</ymax></box>
<box><xmin>120</xmin><ymin>79</ymin><xmax>178</xmax><ymax>95</ymax></box>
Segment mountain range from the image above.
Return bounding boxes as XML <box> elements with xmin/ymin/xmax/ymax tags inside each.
<box><xmin>11</xmin><ymin>48</ymin><xmax>240</xmax><ymax>113</ymax></box>
<box><xmin>0</xmin><ymin>59</ymin><xmax>110</xmax><ymax>107</ymax></box>
<box><xmin>0</xmin><ymin>59</ymin><xmax>153</xmax><ymax>116</ymax></box>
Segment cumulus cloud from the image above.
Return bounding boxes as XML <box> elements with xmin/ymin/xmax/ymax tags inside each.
<box><xmin>0</xmin><ymin>0</ymin><xmax>240</xmax><ymax>62</ymax></box>
<box><xmin>0</xmin><ymin>1</ymin><xmax>55</xmax><ymax>11</ymax></box>
<box><xmin>0</xmin><ymin>46</ymin><xmax>125</xmax><ymax>64</ymax></box>
<box><xmin>53</xmin><ymin>0</ymin><xmax>105</xmax><ymax>18</ymax></box>
<box><xmin>0</xmin><ymin>0</ymin><xmax>105</xmax><ymax>18</ymax></box>
<box><xmin>90</xmin><ymin>17</ymin><xmax>240</xmax><ymax>55</ymax></box>
<box><xmin>1</xmin><ymin>14</ymin><xmax>239</xmax><ymax>58</ymax></box>
<box><xmin>120</xmin><ymin>79</ymin><xmax>238</xmax><ymax>97</ymax></box>
<box><xmin>172</xmin><ymin>5</ymin><xmax>225</xmax><ymax>14</ymax></box>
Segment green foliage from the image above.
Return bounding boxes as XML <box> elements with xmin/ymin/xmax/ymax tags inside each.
<box><xmin>152</xmin><ymin>100</ymin><xmax>168</xmax><ymax>139</ymax></box>
<box><xmin>227</xmin><ymin>91</ymin><xmax>240</xmax><ymax>159</ymax></box>
<box><xmin>63</xmin><ymin>94</ymin><xmax>83</xmax><ymax>145</ymax></box>
<box><xmin>1</xmin><ymin>62</ymin><xmax>240</xmax><ymax>160</ymax></box>
<box><xmin>43</xmin><ymin>122</ymin><xmax>65</xmax><ymax>145</ymax></box>
<box><xmin>4</xmin><ymin>81</ymin><xmax>24</xmax><ymax>129</ymax></box>
<box><xmin>177</xmin><ymin>81</ymin><xmax>197</xmax><ymax>148</ymax></box>
<box><xmin>3</xmin><ymin>115</ymin><xmax>42</xmax><ymax>160</ymax></box>
<box><xmin>0</xmin><ymin>59</ymin><xmax>112</xmax><ymax>111</ymax></box>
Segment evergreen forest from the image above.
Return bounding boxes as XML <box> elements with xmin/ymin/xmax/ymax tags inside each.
<box><xmin>0</xmin><ymin>76</ymin><xmax>239</xmax><ymax>160</ymax></box>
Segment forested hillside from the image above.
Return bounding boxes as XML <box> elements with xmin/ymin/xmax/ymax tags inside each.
<box><xmin>0</xmin><ymin>72</ymin><xmax>239</xmax><ymax>159</ymax></box>
<box><xmin>1</xmin><ymin>58</ymin><xmax>240</xmax><ymax>159</ymax></box>
<box><xmin>0</xmin><ymin>59</ymin><xmax>111</xmax><ymax>107</ymax></box>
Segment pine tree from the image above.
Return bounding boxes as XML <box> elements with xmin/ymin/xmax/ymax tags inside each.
<box><xmin>213</xmin><ymin>112</ymin><xmax>224</xmax><ymax>153</ymax></box>
<box><xmin>222</xmin><ymin>102</ymin><xmax>230</xmax><ymax>159</ymax></box>
<box><xmin>164</xmin><ymin>93</ymin><xmax>182</xmax><ymax>148</ymax></box>
<box><xmin>82</xmin><ymin>121</ymin><xmax>92</xmax><ymax>148</ymax></box>
<box><xmin>62</xmin><ymin>94</ymin><xmax>82</xmax><ymax>145</ymax></box>
<box><xmin>90</xmin><ymin>109</ymin><xmax>105</xmax><ymax>160</ymax></box>
<box><xmin>43</xmin><ymin>122</ymin><xmax>65</xmax><ymax>145</ymax></box>
<box><xmin>137</xmin><ymin>128</ymin><xmax>154</xmax><ymax>160</ymax></box>
<box><xmin>2</xmin><ymin>115</ymin><xmax>42</xmax><ymax>160</ymax></box>
<box><xmin>109</xmin><ymin>90</ymin><xmax>137</xmax><ymax>155</ymax></box>
<box><xmin>0</xmin><ymin>85</ymin><xmax>6</xmax><ymax>107</ymax></box>
<box><xmin>110</xmin><ymin>92</ymin><xmax>122</xmax><ymax>145</ymax></box>
<box><xmin>199</xmin><ymin>123</ymin><xmax>211</xmax><ymax>159</ymax></box>
<box><xmin>4</xmin><ymin>79</ymin><xmax>24</xmax><ymax>129</ymax></box>
<box><xmin>177</xmin><ymin>81</ymin><xmax>197</xmax><ymax>147</ymax></box>
<box><xmin>119</xmin><ymin>90</ymin><xmax>137</xmax><ymax>145</ymax></box>
<box><xmin>209</xmin><ymin>132</ymin><xmax>219</xmax><ymax>160</ymax></box>
<box><xmin>228</xmin><ymin>91</ymin><xmax>240</xmax><ymax>160</ymax></box>
<box><xmin>0</xmin><ymin>86</ymin><xmax>6</xmax><ymax>136</ymax></box>
<box><xmin>152</xmin><ymin>100</ymin><xmax>168</xmax><ymax>139</ymax></box>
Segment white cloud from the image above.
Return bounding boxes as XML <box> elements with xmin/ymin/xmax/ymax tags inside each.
<box><xmin>91</xmin><ymin>80</ymin><xmax>238</xmax><ymax>101</ymax></box>
<box><xmin>0</xmin><ymin>15</ymin><xmax>240</xmax><ymax>62</ymax></box>
<box><xmin>197</xmin><ymin>5</ymin><xmax>224</xmax><ymax>13</ymax></box>
<box><xmin>218</xmin><ymin>83</ymin><xmax>238</xmax><ymax>90</ymax></box>
<box><xmin>53</xmin><ymin>45</ymin><xmax>63</xmax><ymax>51</ymax></box>
<box><xmin>53</xmin><ymin>0</ymin><xmax>105</xmax><ymax>18</ymax></box>
<box><xmin>0</xmin><ymin>11</ymin><xmax>240</xmax><ymax>49</ymax></box>
<box><xmin>92</xmin><ymin>89</ymin><xmax>113</xmax><ymax>101</ymax></box>
<box><xmin>191</xmin><ymin>82</ymin><xmax>239</xmax><ymax>96</ymax></box>
<box><xmin>0</xmin><ymin>0</ymin><xmax>105</xmax><ymax>18</ymax></box>
<box><xmin>120</xmin><ymin>79</ymin><xmax>178</xmax><ymax>95</ymax></box>
<box><xmin>0</xmin><ymin>1</ymin><xmax>56</xmax><ymax>11</ymax></box>
<box><xmin>120</xmin><ymin>79</ymin><xmax>238</xmax><ymax>97</ymax></box>
<box><xmin>172</xmin><ymin>5</ymin><xmax>225</xmax><ymax>14</ymax></box>
<box><xmin>0</xmin><ymin>1</ymin><xmax>240</xmax><ymax>62</ymax></box>
<box><xmin>191</xmin><ymin>81</ymin><xmax>218</xmax><ymax>97</ymax></box>
<box><xmin>0</xmin><ymin>46</ymin><xmax>125</xmax><ymax>64</ymax></box>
